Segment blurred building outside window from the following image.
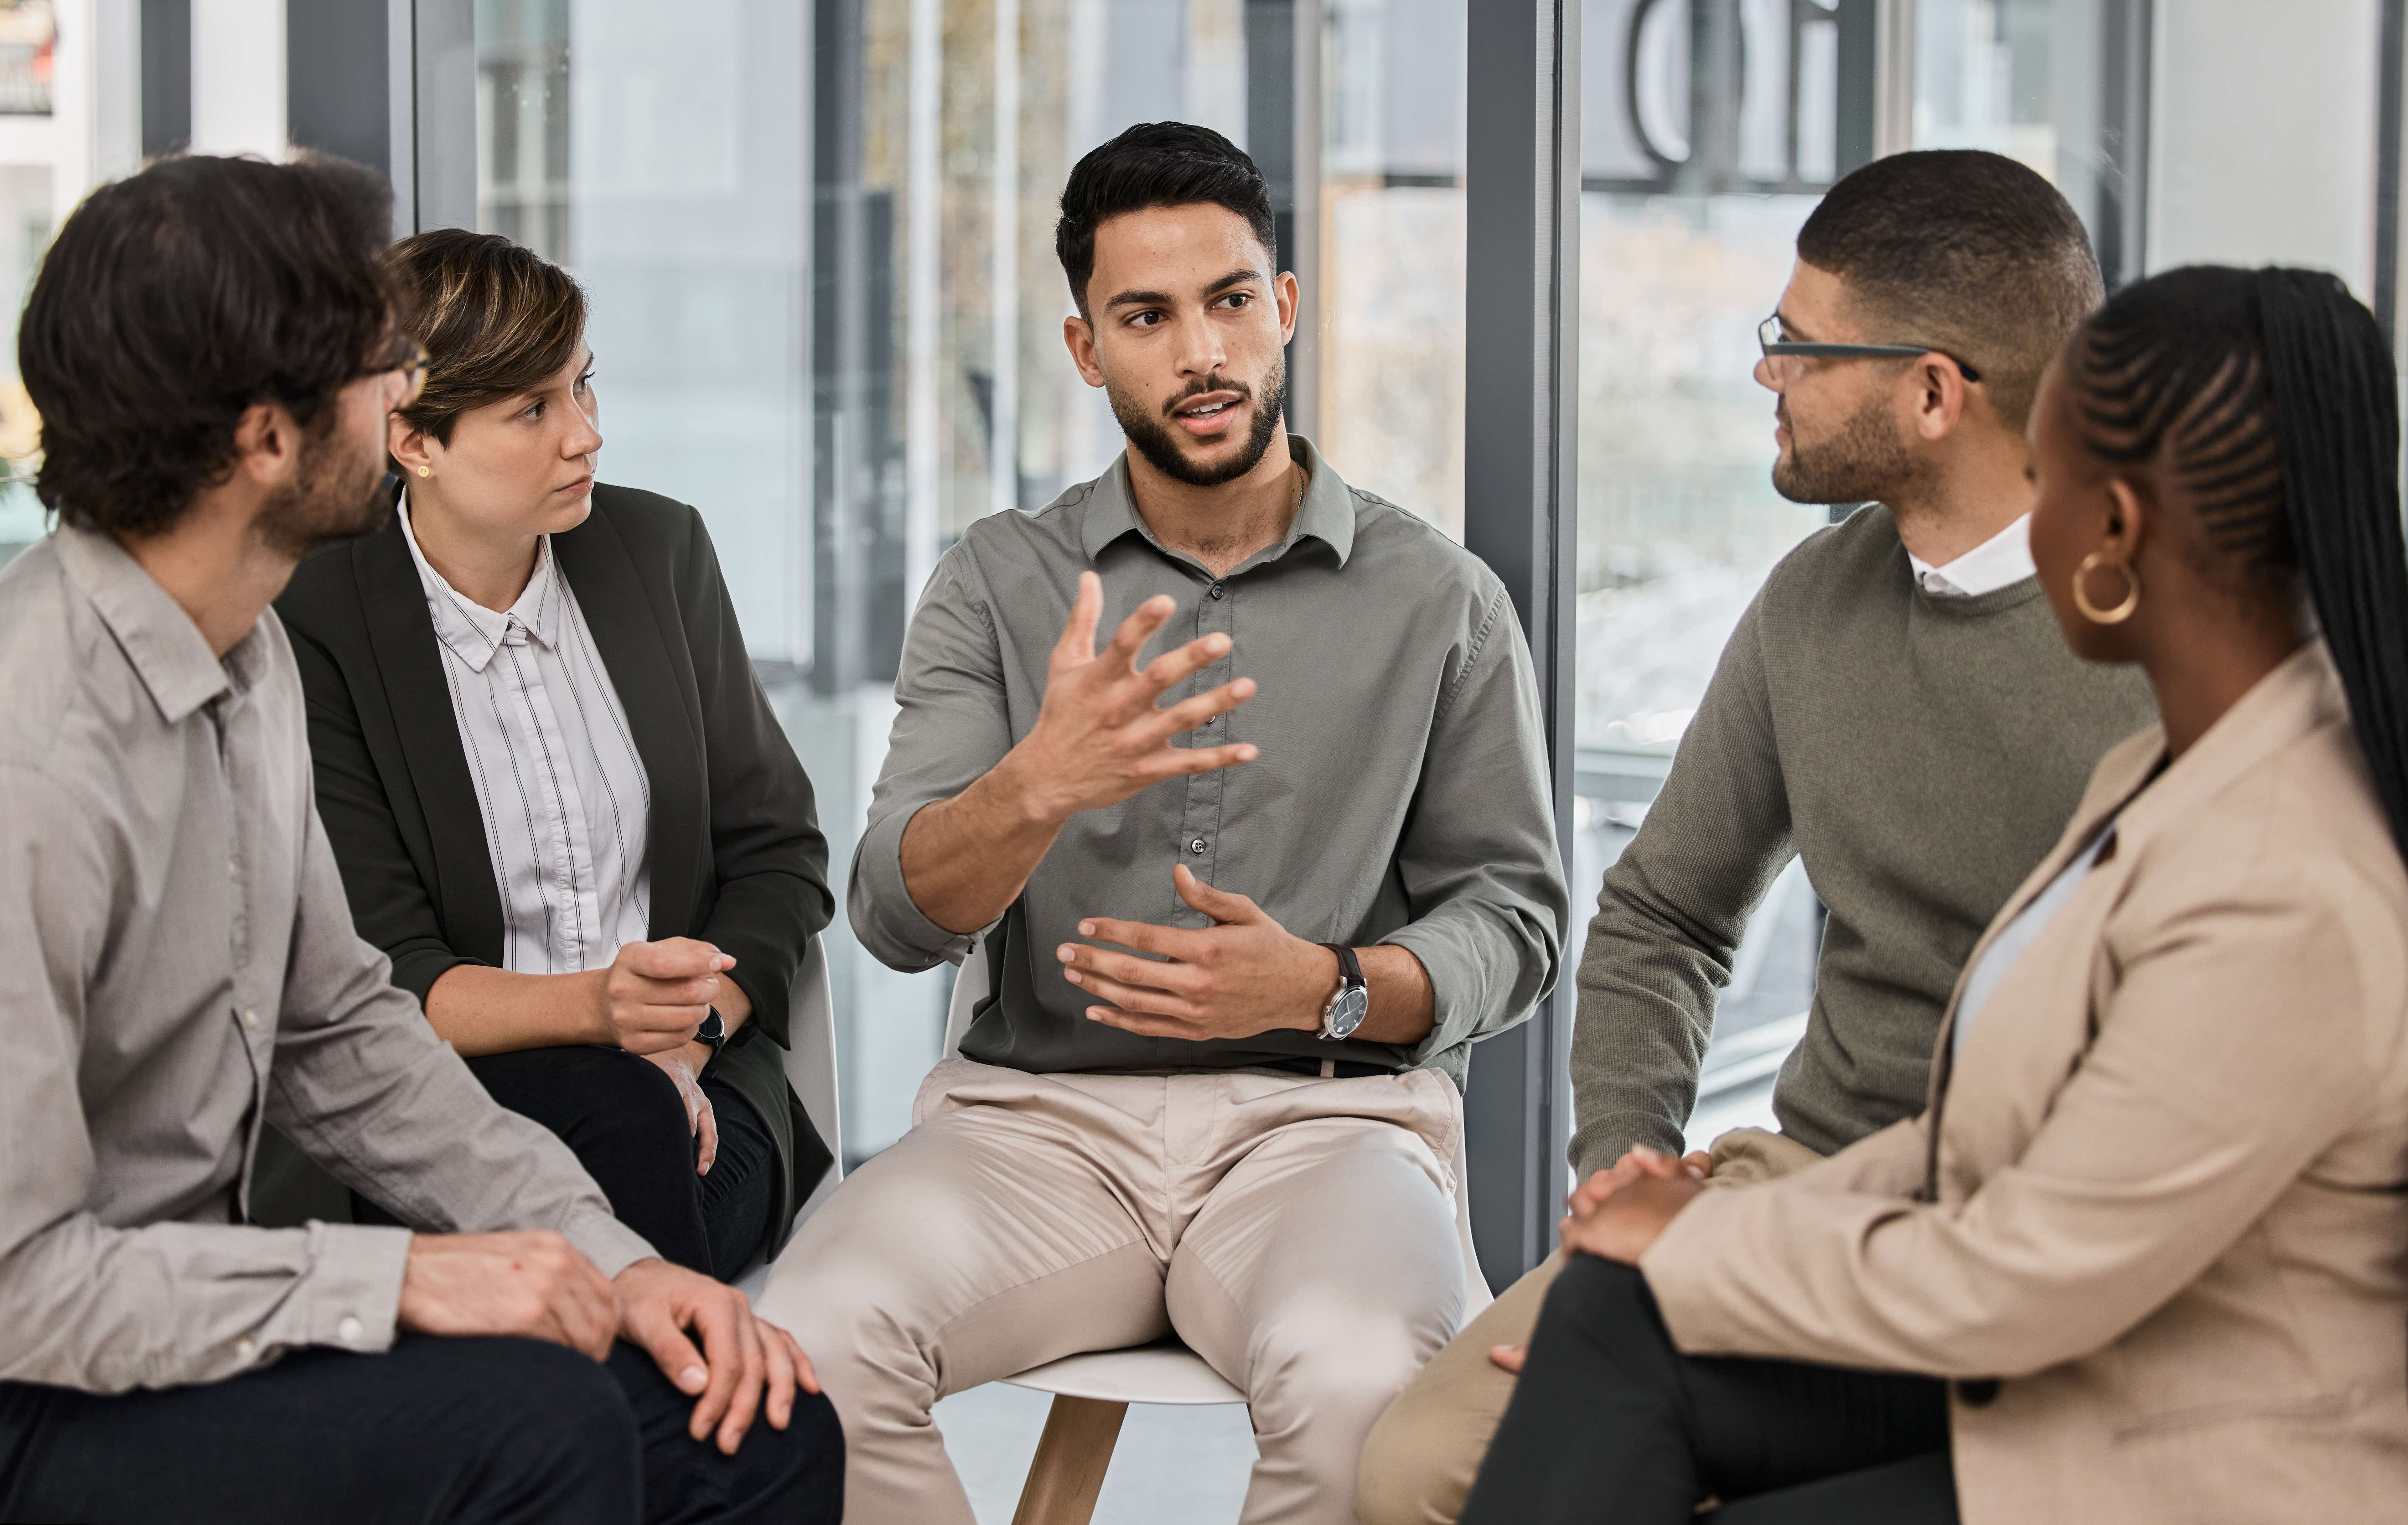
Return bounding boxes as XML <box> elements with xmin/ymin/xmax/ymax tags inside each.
<box><xmin>0</xmin><ymin>0</ymin><xmax>111</xmax><ymax>570</ymax></box>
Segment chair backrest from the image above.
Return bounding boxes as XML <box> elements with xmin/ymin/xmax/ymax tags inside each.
<box><xmin>942</xmin><ymin>935</ymin><xmax>985</xmax><ymax>1055</ymax></box>
<box><xmin>939</xmin><ymin>936</ymin><xmax>1493</xmax><ymax>1311</ymax></box>
<box><xmin>784</xmin><ymin>937</ymin><xmax>844</xmax><ymax>1220</ymax></box>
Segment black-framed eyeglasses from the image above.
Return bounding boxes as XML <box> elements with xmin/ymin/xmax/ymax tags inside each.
<box><xmin>1757</xmin><ymin>314</ymin><xmax>1981</xmax><ymax>383</ymax></box>
<box><xmin>358</xmin><ymin>332</ymin><xmax>431</xmax><ymax>407</ymax></box>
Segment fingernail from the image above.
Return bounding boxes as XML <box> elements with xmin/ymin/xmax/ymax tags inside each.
<box><xmin>1057</xmin><ymin>944</ymin><xmax>1075</xmax><ymax>962</ymax></box>
<box><xmin>681</xmin><ymin>1365</ymin><xmax>707</xmax><ymax>1391</ymax></box>
<box><xmin>1238</xmin><ymin>746</ymin><xmax>1258</xmax><ymax>760</ymax></box>
<box><xmin>1064</xmin><ymin>969</ymin><xmax>1082</xmax><ymax>984</ymax></box>
<box><xmin>1078</xmin><ymin>921</ymin><xmax>1095</xmax><ymax>936</ymax></box>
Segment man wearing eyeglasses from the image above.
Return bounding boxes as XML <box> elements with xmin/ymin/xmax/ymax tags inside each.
<box><xmin>1359</xmin><ymin>148</ymin><xmax>2159</xmax><ymax>1525</ymax></box>
<box><xmin>0</xmin><ymin>155</ymin><xmax>836</xmax><ymax>1522</ymax></box>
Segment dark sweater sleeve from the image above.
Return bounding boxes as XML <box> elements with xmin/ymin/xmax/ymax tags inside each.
<box><xmin>1568</xmin><ymin>588</ymin><xmax>1797</xmax><ymax>1177</ymax></box>
<box><xmin>675</xmin><ymin>508</ymin><xmax>834</xmax><ymax>1049</ymax></box>
<box><xmin>285</xmin><ymin>619</ymin><xmax>478</xmax><ymax>1007</ymax></box>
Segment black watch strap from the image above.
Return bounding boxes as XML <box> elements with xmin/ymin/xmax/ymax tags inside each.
<box><xmin>695</xmin><ymin>1008</ymin><xmax>726</xmax><ymax>1053</ymax></box>
<box><xmin>1322</xmin><ymin>944</ymin><xmax>1365</xmax><ymax>993</ymax></box>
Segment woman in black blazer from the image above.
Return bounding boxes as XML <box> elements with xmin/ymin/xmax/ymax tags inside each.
<box><xmin>273</xmin><ymin>230</ymin><xmax>832</xmax><ymax>1278</ymax></box>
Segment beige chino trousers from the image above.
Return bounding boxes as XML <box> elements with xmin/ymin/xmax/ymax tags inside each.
<box><xmin>760</xmin><ymin>1058</ymin><xmax>1471</xmax><ymax>1525</ymax></box>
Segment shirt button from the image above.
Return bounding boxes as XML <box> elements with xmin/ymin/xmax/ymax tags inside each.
<box><xmin>1189</xmin><ymin>838</ymin><xmax>1208</xmax><ymax>855</ymax></box>
<box><xmin>240</xmin><ymin>1009</ymin><xmax>259</xmax><ymax>1029</ymax></box>
<box><xmin>235</xmin><ymin>1336</ymin><xmax>256</xmax><ymax>1362</ymax></box>
<box><xmin>1208</xmin><ymin>584</ymin><xmax>1225</xmax><ymax>600</ymax></box>
<box><xmin>337</xmin><ymin>1316</ymin><xmax>364</xmax><ymax>1345</ymax></box>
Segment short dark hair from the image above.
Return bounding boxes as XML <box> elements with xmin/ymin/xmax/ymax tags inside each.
<box><xmin>1797</xmin><ymin>149</ymin><xmax>2103</xmax><ymax>429</ymax></box>
<box><xmin>1055</xmin><ymin>122</ymin><xmax>1277</xmax><ymax>315</ymax></box>
<box><xmin>21</xmin><ymin>152</ymin><xmax>396</xmax><ymax>538</ymax></box>
<box><xmin>386</xmin><ymin>228</ymin><xmax>587</xmax><ymax>445</ymax></box>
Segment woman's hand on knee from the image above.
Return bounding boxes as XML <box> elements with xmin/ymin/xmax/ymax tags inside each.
<box><xmin>396</xmin><ymin>1231</ymin><xmax>618</xmax><ymax>1360</ymax></box>
<box><xmin>645</xmin><ymin>1043</ymin><xmax>720</xmax><ymax>1175</ymax></box>
<box><xmin>614</xmin><ymin>1258</ymin><xmax>821</xmax><ymax>1455</ymax></box>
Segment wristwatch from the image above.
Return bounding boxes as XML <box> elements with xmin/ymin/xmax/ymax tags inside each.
<box><xmin>1317</xmin><ymin>945</ymin><xmax>1369</xmax><ymax>1041</ymax></box>
<box><xmin>694</xmin><ymin>1008</ymin><xmax>726</xmax><ymax>1055</ymax></box>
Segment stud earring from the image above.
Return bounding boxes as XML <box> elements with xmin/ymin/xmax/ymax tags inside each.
<box><xmin>415</xmin><ymin>465</ymin><xmax>431</xmax><ymax>478</ymax></box>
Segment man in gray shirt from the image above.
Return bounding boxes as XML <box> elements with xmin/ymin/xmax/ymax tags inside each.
<box><xmin>1359</xmin><ymin>152</ymin><xmax>2157</xmax><ymax>1525</ymax></box>
<box><xmin>762</xmin><ymin>124</ymin><xmax>1567</xmax><ymax>1525</ymax></box>
<box><xmin>0</xmin><ymin>155</ymin><xmax>836</xmax><ymax>1522</ymax></box>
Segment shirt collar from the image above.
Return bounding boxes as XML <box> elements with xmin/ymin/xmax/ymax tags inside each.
<box><xmin>1907</xmin><ymin>513</ymin><xmax>2036</xmax><ymax>598</ymax></box>
<box><xmin>398</xmin><ymin>494</ymin><xmax>563</xmax><ymax>672</ymax></box>
<box><xmin>1076</xmin><ymin>433</ymin><xmax>1358</xmax><ymax>571</ymax></box>
<box><xmin>53</xmin><ymin>522</ymin><xmax>269</xmax><ymax>725</ymax></box>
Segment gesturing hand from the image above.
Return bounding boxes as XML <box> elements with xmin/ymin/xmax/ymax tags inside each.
<box><xmin>396</xmin><ymin>1231</ymin><xmax>619</xmax><ymax>1360</ymax></box>
<box><xmin>594</xmin><ymin>937</ymin><xmax>731</xmax><ymax>1055</ymax></box>
<box><xmin>1061</xmin><ymin>863</ymin><xmax>1337</xmax><ymax>1040</ymax></box>
<box><xmin>997</xmin><ymin>571</ymin><xmax>1260</xmax><ymax>827</ymax></box>
<box><xmin>614</xmin><ymin>1258</ymin><xmax>820</xmax><ymax>1455</ymax></box>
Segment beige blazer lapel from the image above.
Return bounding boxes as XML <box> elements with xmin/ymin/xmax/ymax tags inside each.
<box><xmin>1916</xmin><ymin>642</ymin><xmax>2346</xmax><ymax>1193</ymax></box>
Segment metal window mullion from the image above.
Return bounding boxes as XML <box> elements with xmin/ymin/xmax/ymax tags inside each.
<box><xmin>1461</xmin><ymin>0</ymin><xmax>1578</xmax><ymax>1290</ymax></box>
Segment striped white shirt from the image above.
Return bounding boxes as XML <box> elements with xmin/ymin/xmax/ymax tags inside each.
<box><xmin>400</xmin><ymin>498</ymin><xmax>652</xmax><ymax>975</ymax></box>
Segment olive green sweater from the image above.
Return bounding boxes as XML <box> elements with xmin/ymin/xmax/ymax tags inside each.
<box><xmin>1569</xmin><ymin>505</ymin><xmax>2159</xmax><ymax>1176</ymax></box>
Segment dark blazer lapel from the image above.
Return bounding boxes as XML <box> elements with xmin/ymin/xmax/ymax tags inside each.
<box><xmin>552</xmin><ymin>505</ymin><xmax>709</xmax><ymax>939</ymax></box>
<box><xmin>355</xmin><ymin>515</ymin><xmax>510</xmax><ymax>965</ymax></box>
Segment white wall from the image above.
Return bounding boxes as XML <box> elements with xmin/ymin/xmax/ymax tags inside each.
<box><xmin>2148</xmin><ymin>0</ymin><xmax>2380</xmax><ymax>296</ymax></box>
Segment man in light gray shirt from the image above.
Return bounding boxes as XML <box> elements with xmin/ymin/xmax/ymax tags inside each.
<box><xmin>761</xmin><ymin>124</ymin><xmax>1566</xmax><ymax>1525</ymax></box>
<box><xmin>0</xmin><ymin>155</ymin><xmax>838</xmax><ymax>1522</ymax></box>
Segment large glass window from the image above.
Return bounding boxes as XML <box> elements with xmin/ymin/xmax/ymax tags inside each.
<box><xmin>465</xmin><ymin>0</ymin><xmax>1464</xmax><ymax>1163</ymax></box>
<box><xmin>0</xmin><ymin>0</ymin><xmax>71</xmax><ymax>567</ymax></box>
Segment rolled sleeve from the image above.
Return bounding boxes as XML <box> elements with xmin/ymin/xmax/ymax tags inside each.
<box><xmin>848</xmin><ymin>548</ymin><xmax>1015</xmax><ymax>973</ymax></box>
<box><xmin>1385</xmin><ymin>588</ymin><xmax>1569</xmax><ymax>1074</ymax></box>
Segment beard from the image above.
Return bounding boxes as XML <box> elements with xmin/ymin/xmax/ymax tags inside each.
<box><xmin>1108</xmin><ymin>357</ymin><xmax>1287</xmax><ymax>488</ymax></box>
<box><xmin>253</xmin><ymin>415</ymin><xmax>396</xmax><ymax>561</ymax></box>
<box><xmin>1771</xmin><ymin>388</ymin><xmax>1924</xmax><ymax>506</ymax></box>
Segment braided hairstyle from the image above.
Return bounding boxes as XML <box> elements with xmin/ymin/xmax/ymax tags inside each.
<box><xmin>2067</xmin><ymin>265</ymin><xmax>2408</xmax><ymax>854</ymax></box>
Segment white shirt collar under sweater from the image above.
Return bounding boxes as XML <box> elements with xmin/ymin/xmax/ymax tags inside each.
<box><xmin>1905</xmin><ymin>513</ymin><xmax>2036</xmax><ymax>598</ymax></box>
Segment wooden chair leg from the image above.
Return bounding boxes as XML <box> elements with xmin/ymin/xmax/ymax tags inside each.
<box><xmin>1010</xmin><ymin>1394</ymin><xmax>1129</xmax><ymax>1525</ymax></box>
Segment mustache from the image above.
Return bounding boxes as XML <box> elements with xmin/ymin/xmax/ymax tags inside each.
<box><xmin>1163</xmin><ymin>373</ymin><xmax>1252</xmax><ymax>415</ymax></box>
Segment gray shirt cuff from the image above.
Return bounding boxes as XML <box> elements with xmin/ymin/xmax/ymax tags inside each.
<box><xmin>1378</xmin><ymin>922</ymin><xmax>1479</xmax><ymax>1069</ymax></box>
<box><xmin>567</xmin><ymin>1209</ymin><xmax>663</xmax><ymax>1280</ymax></box>
<box><xmin>289</xmin><ymin>1221</ymin><xmax>414</xmax><ymax>1355</ymax></box>
<box><xmin>851</xmin><ymin>801</ymin><xmax>978</xmax><ymax>972</ymax></box>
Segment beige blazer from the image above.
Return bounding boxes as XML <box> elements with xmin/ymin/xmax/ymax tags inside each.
<box><xmin>1643</xmin><ymin>641</ymin><xmax>2408</xmax><ymax>1524</ymax></box>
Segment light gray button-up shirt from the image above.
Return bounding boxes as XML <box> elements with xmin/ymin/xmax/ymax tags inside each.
<box><xmin>851</xmin><ymin>438</ymin><xmax>1569</xmax><ymax>1087</ymax></box>
<box><xmin>0</xmin><ymin>526</ymin><xmax>654</xmax><ymax>1395</ymax></box>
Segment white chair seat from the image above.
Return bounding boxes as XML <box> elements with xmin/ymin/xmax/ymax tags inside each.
<box><xmin>1002</xmin><ymin>1340</ymin><xmax>1244</xmax><ymax>1407</ymax></box>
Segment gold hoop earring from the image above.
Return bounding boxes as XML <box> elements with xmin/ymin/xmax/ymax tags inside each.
<box><xmin>2072</xmin><ymin>551</ymin><xmax>2139</xmax><ymax>625</ymax></box>
<box><xmin>415</xmin><ymin>465</ymin><xmax>431</xmax><ymax>478</ymax></box>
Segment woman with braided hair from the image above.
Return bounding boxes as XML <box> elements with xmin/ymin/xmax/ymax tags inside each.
<box><xmin>1458</xmin><ymin>264</ymin><xmax>2408</xmax><ymax>1524</ymax></box>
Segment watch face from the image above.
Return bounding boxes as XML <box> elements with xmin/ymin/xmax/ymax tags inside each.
<box><xmin>1327</xmin><ymin>986</ymin><xmax>1370</xmax><ymax>1040</ymax></box>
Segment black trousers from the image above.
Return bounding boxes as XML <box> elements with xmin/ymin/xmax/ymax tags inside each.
<box><xmin>0</xmin><ymin>1335</ymin><xmax>841</xmax><ymax>1524</ymax></box>
<box><xmin>1462</xmin><ymin>1255</ymin><xmax>1958</xmax><ymax>1525</ymax></box>
<box><xmin>361</xmin><ymin>1046</ymin><xmax>776</xmax><ymax>1279</ymax></box>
